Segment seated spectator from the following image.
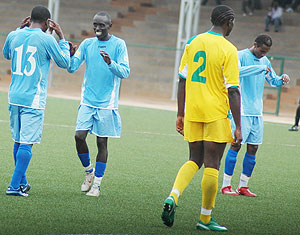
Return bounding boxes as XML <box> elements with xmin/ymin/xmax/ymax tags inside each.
<box><xmin>265</xmin><ymin>1</ymin><xmax>283</xmax><ymax>32</ymax></box>
<box><xmin>242</xmin><ymin>0</ymin><xmax>255</xmax><ymax>16</ymax></box>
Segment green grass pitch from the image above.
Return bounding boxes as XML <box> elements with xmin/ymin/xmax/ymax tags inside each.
<box><xmin>0</xmin><ymin>91</ymin><xmax>299</xmax><ymax>235</ymax></box>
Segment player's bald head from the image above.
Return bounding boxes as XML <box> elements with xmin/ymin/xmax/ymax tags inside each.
<box><xmin>94</xmin><ymin>11</ymin><xmax>112</xmax><ymax>23</ymax></box>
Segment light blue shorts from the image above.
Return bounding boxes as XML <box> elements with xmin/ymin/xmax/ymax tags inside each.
<box><xmin>76</xmin><ymin>105</ymin><xmax>121</xmax><ymax>138</ymax></box>
<box><xmin>231</xmin><ymin>116</ymin><xmax>264</xmax><ymax>145</ymax></box>
<box><xmin>9</xmin><ymin>104</ymin><xmax>45</xmax><ymax>144</ymax></box>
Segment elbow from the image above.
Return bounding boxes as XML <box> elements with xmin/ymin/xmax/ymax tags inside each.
<box><xmin>121</xmin><ymin>68</ymin><xmax>130</xmax><ymax>79</ymax></box>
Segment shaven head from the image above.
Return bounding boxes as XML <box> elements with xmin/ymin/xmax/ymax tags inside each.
<box><xmin>255</xmin><ymin>34</ymin><xmax>272</xmax><ymax>48</ymax></box>
<box><xmin>95</xmin><ymin>11</ymin><xmax>112</xmax><ymax>24</ymax></box>
<box><xmin>211</xmin><ymin>5</ymin><xmax>235</xmax><ymax>26</ymax></box>
<box><xmin>31</xmin><ymin>5</ymin><xmax>51</xmax><ymax>23</ymax></box>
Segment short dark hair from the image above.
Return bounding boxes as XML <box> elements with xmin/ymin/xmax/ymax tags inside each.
<box><xmin>255</xmin><ymin>34</ymin><xmax>272</xmax><ymax>47</ymax></box>
<box><xmin>31</xmin><ymin>5</ymin><xmax>51</xmax><ymax>23</ymax></box>
<box><xmin>95</xmin><ymin>11</ymin><xmax>112</xmax><ymax>23</ymax></box>
<box><xmin>211</xmin><ymin>5</ymin><xmax>235</xmax><ymax>26</ymax></box>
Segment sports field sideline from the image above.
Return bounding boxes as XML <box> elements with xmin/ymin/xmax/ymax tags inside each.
<box><xmin>0</xmin><ymin>91</ymin><xmax>299</xmax><ymax>234</ymax></box>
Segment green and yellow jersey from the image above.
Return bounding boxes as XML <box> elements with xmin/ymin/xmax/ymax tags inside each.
<box><xmin>179</xmin><ymin>31</ymin><xmax>239</xmax><ymax>123</ymax></box>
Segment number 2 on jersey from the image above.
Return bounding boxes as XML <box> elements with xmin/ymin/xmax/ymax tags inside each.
<box><xmin>192</xmin><ymin>51</ymin><xmax>206</xmax><ymax>84</ymax></box>
<box><xmin>13</xmin><ymin>44</ymin><xmax>37</xmax><ymax>76</ymax></box>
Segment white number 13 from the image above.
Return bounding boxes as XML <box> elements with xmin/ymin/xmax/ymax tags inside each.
<box><xmin>13</xmin><ymin>44</ymin><xmax>37</xmax><ymax>76</ymax></box>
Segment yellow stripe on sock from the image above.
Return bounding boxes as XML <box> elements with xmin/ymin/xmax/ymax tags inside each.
<box><xmin>200</xmin><ymin>167</ymin><xmax>218</xmax><ymax>224</ymax></box>
<box><xmin>170</xmin><ymin>160</ymin><xmax>199</xmax><ymax>204</ymax></box>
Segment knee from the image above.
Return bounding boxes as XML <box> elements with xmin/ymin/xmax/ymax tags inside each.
<box><xmin>75</xmin><ymin>132</ymin><xmax>86</xmax><ymax>143</ymax></box>
<box><xmin>96</xmin><ymin>137</ymin><xmax>107</xmax><ymax>148</ymax></box>
<box><xmin>248</xmin><ymin>145</ymin><xmax>258</xmax><ymax>155</ymax></box>
<box><xmin>231</xmin><ymin>144</ymin><xmax>241</xmax><ymax>152</ymax></box>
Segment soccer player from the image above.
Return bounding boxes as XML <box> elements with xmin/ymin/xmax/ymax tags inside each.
<box><xmin>221</xmin><ymin>35</ymin><xmax>290</xmax><ymax>197</ymax></box>
<box><xmin>2</xmin><ymin>5</ymin><xmax>70</xmax><ymax>196</ymax></box>
<box><xmin>67</xmin><ymin>12</ymin><xmax>130</xmax><ymax>197</ymax></box>
<box><xmin>161</xmin><ymin>5</ymin><xmax>242</xmax><ymax>231</ymax></box>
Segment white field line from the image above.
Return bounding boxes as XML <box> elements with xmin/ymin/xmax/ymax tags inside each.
<box><xmin>1</xmin><ymin>119</ymin><xmax>298</xmax><ymax>148</ymax></box>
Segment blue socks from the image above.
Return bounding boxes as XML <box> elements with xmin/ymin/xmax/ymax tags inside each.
<box><xmin>77</xmin><ymin>153</ymin><xmax>91</xmax><ymax>168</ymax></box>
<box><xmin>13</xmin><ymin>143</ymin><xmax>19</xmax><ymax>164</ymax></box>
<box><xmin>242</xmin><ymin>153</ymin><xmax>256</xmax><ymax>177</ymax></box>
<box><xmin>13</xmin><ymin>143</ymin><xmax>28</xmax><ymax>186</ymax></box>
<box><xmin>224</xmin><ymin>148</ymin><xmax>238</xmax><ymax>176</ymax></box>
<box><xmin>10</xmin><ymin>144</ymin><xmax>32</xmax><ymax>190</ymax></box>
<box><xmin>95</xmin><ymin>162</ymin><xmax>107</xmax><ymax>178</ymax></box>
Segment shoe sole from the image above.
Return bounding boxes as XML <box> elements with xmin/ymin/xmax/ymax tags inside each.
<box><xmin>221</xmin><ymin>188</ymin><xmax>239</xmax><ymax>196</ymax></box>
<box><xmin>6</xmin><ymin>191</ymin><xmax>28</xmax><ymax>197</ymax></box>
<box><xmin>196</xmin><ymin>223</ymin><xmax>228</xmax><ymax>231</ymax></box>
<box><xmin>161</xmin><ymin>203</ymin><xmax>175</xmax><ymax>227</ymax></box>
<box><xmin>236</xmin><ymin>190</ymin><xmax>257</xmax><ymax>197</ymax></box>
<box><xmin>221</xmin><ymin>191</ymin><xmax>239</xmax><ymax>196</ymax></box>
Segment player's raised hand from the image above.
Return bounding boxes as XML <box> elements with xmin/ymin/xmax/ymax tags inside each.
<box><xmin>279</xmin><ymin>74</ymin><xmax>290</xmax><ymax>85</ymax></box>
<box><xmin>232</xmin><ymin>127</ymin><xmax>242</xmax><ymax>146</ymax></box>
<box><xmin>20</xmin><ymin>16</ymin><xmax>31</xmax><ymax>29</ymax></box>
<box><xmin>176</xmin><ymin>115</ymin><xmax>184</xmax><ymax>136</ymax></box>
<box><xmin>68</xmin><ymin>41</ymin><xmax>77</xmax><ymax>57</ymax></box>
<box><xmin>100</xmin><ymin>50</ymin><xmax>111</xmax><ymax>65</ymax></box>
<box><xmin>48</xmin><ymin>19</ymin><xmax>64</xmax><ymax>40</ymax></box>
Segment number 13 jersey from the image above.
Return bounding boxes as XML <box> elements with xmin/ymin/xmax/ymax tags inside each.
<box><xmin>179</xmin><ymin>31</ymin><xmax>239</xmax><ymax>123</ymax></box>
<box><xmin>3</xmin><ymin>27</ymin><xmax>70</xmax><ymax>109</ymax></box>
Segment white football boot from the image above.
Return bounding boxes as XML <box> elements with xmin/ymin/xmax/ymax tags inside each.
<box><xmin>86</xmin><ymin>184</ymin><xmax>100</xmax><ymax>197</ymax></box>
<box><xmin>81</xmin><ymin>170</ymin><xmax>94</xmax><ymax>192</ymax></box>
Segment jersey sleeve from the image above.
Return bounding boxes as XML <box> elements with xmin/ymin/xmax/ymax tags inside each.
<box><xmin>264</xmin><ymin>58</ymin><xmax>283</xmax><ymax>87</ymax></box>
<box><xmin>46</xmin><ymin>36</ymin><xmax>70</xmax><ymax>69</ymax></box>
<box><xmin>239</xmin><ymin>64</ymin><xmax>267</xmax><ymax>78</ymax></box>
<box><xmin>67</xmin><ymin>39</ymin><xmax>87</xmax><ymax>73</ymax></box>
<box><xmin>178</xmin><ymin>45</ymin><xmax>189</xmax><ymax>79</ymax></box>
<box><xmin>108</xmin><ymin>40</ymin><xmax>130</xmax><ymax>79</ymax></box>
<box><xmin>223</xmin><ymin>46</ymin><xmax>239</xmax><ymax>88</ymax></box>
<box><xmin>2</xmin><ymin>31</ymin><xmax>15</xmax><ymax>60</ymax></box>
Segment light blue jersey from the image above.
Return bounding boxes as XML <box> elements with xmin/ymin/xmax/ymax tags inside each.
<box><xmin>68</xmin><ymin>35</ymin><xmax>130</xmax><ymax>109</ymax></box>
<box><xmin>238</xmin><ymin>48</ymin><xmax>283</xmax><ymax>116</ymax></box>
<box><xmin>3</xmin><ymin>27</ymin><xmax>70</xmax><ymax>109</ymax></box>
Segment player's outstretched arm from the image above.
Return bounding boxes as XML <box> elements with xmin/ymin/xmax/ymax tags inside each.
<box><xmin>228</xmin><ymin>87</ymin><xmax>242</xmax><ymax>145</ymax></box>
<box><xmin>176</xmin><ymin>77</ymin><xmax>186</xmax><ymax>136</ymax></box>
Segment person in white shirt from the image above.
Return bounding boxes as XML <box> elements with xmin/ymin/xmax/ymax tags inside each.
<box><xmin>265</xmin><ymin>1</ymin><xmax>283</xmax><ymax>32</ymax></box>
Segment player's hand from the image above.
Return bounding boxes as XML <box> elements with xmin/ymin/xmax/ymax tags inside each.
<box><xmin>20</xmin><ymin>16</ymin><xmax>31</xmax><ymax>29</ymax></box>
<box><xmin>100</xmin><ymin>50</ymin><xmax>111</xmax><ymax>65</ymax></box>
<box><xmin>279</xmin><ymin>74</ymin><xmax>290</xmax><ymax>85</ymax></box>
<box><xmin>176</xmin><ymin>115</ymin><xmax>184</xmax><ymax>136</ymax></box>
<box><xmin>68</xmin><ymin>41</ymin><xmax>77</xmax><ymax>57</ymax></box>
<box><xmin>232</xmin><ymin>127</ymin><xmax>242</xmax><ymax>146</ymax></box>
<box><xmin>48</xmin><ymin>19</ymin><xmax>64</xmax><ymax>40</ymax></box>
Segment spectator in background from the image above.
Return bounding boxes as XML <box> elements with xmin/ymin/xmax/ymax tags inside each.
<box><xmin>242</xmin><ymin>0</ymin><xmax>255</xmax><ymax>16</ymax></box>
<box><xmin>286</xmin><ymin>0</ymin><xmax>300</xmax><ymax>12</ymax></box>
<box><xmin>288</xmin><ymin>102</ymin><xmax>300</xmax><ymax>131</ymax></box>
<box><xmin>265</xmin><ymin>1</ymin><xmax>283</xmax><ymax>32</ymax></box>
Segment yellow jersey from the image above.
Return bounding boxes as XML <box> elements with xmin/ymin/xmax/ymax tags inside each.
<box><xmin>179</xmin><ymin>31</ymin><xmax>239</xmax><ymax>123</ymax></box>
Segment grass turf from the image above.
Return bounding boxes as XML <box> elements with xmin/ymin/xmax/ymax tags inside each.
<box><xmin>0</xmin><ymin>91</ymin><xmax>299</xmax><ymax>234</ymax></box>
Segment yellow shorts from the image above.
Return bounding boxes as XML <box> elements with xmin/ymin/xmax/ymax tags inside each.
<box><xmin>184</xmin><ymin>118</ymin><xmax>234</xmax><ymax>143</ymax></box>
